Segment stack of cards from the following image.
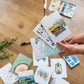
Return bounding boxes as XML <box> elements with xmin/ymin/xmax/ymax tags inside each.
<box><xmin>49</xmin><ymin>0</ymin><xmax>76</xmax><ymax>18</ymax></box>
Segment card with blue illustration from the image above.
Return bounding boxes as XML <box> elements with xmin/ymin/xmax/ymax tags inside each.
<box><xmin>33</xmin><ymin>52</ymin><xmax>49</xmax><ymax>66</ymax></box>
<box><xmin>35</xmin><ymin>66</ymin><xmax>52</xmax><ymax>84</ymax></box>
<box><xmin>64</xmin><ymin>55</ymin><xmax>80</xmax><ymax>68</ymax></box>
<box><xmin>18</xmin><ymin>70</ymin><xmax>35</xmax><ymax>84</ymax></box>
<box><xmin>30</xmin><ymin>37</ymin><xmax>62</xmax><ymax>59</ymax></box>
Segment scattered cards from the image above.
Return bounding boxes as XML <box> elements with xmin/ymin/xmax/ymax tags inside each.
<box><xmin>51</xmin><ymin>58</ymin><xmax>67</xmax><ymax>78</ymax></box>
<box><xmin>49</xmin><ymin>0</ymin><xmax>76</xmax><ymax>18</ymax></box>
<box><xmin>30</xmin><ymin>37</ymin><xmax>61</xmax><ymax>59</ymax></box>
<box><xmin>11</xmin><ymin>53</ymin><xmax>32</xmax><ymax>74</ymax></box>
<box><xmin>51</xmin><ymin>78</ymin><xmax>70</xmax><ymax>84</ymax></box>
<box><xmin>0</xmin><ymin>63</ymin><xmax>18</xmax><ymax>84</ymax></box>
<box><xmin>18</xmin><ymin>70</ymin><xmax>35</xmax><ymax>84</ymax></box>
<box><xmin>35</xmin><ymin>66</ymin><xmax>52</xmax><ymax>84</ymax></box>
<box><xmin>33</xmin><ymin>52</ymin><xmax>49</xmax><ymax>66</ymax></box>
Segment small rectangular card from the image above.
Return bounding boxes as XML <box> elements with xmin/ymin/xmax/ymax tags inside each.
<box><xmin>33</xmin><ymin>52</ymin><xmax>49</xmax><ymax>66</ymax></box>
<box><xmin>30</xmin><ymin>37</ymin><xmax>62</xmax><ymax>59</ymax></box>
<box><xmin>51</xmin><ymin>58</ymin><xmax>67</xmax><ymax>78</ymax></box>
<box><xmin>11</xmin><ymin>53</ymin><xmax>32</xmax><ymax>74</ymax></box>
<box><xmin>33</xmin><ymin>16</ymin><xmax>56</xmax><ymax>49</ymax></box>
<box><xmin>64</xmin><ymin>55</ymin><xmax>80</xmax><ymax>68</ymax></box>
<box><xmin>51</xmin><ymin>78</ymin><xmax>70</xmax><ymax>84</ymax></box>
<box><xmin>0</xmin><ymin>63</ymin><xmax>18</xmax><ymax>84</ymax></box>
<box><xmin>49</xmin><ymin>0</ymin><xmax>76</xmax><ymax>18</ymax></box>
<box><xmin>18</xmin><ymin>70</ymin><xmax>35</xmax><ymax>84</ymax></box>
<box><xmin>35</xmin><ymin>66</ymin><xmax>52</xmax><ymax>84</ymax></box>
<box><xmin>41</xmin><ymin>10</ymin><xmax>71</xmax><ymax>44</ymax></box>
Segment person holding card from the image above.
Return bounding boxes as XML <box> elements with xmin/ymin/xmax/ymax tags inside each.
<box><xmin>57</xmin><ymin>32</ymin><xmax>84</xmax><ymax>56</ymax></box>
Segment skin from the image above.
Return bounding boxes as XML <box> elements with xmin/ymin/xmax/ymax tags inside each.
<box><xmin>57</xmin><ymin>32</ymin><xmax>84</xmax><ymax>56</ymax></box>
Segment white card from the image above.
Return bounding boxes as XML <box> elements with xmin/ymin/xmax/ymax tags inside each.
<box><xmin>30</xmin><ymin>37</ymin><xmax>61</xmax><ymax>59</ymax></box>
<box><xmin>33</xmin><ymin>52</ymin><xmax>49</xmax><ymax>66</ymax></box>
<box><xmin>0</xmin><ymin>63</ymin><xmax>18</xmax><ymax>84</ymax></box>
<box><xmin>33</xmin><ymin>16</ymin><xmax>56</xmax><ymax>49</ymax></box>
<box><xmin>51</xmin><ymin>78</ymin><xmax>70</xmax><ymax>84</ymax></box>
<box><xmin>35</xmin><ymin>66</ymin><xmax>52</xmax><ymax>84</ymax></box>
<box><xmin>41</xmin><ymin>10</ymin><xmax>71</xmax><ymax>44</ymax></box>
<box><xmin>51</xmin><ymin>58</ymin><xmax>67</xmax><ymax>78</ymax></box>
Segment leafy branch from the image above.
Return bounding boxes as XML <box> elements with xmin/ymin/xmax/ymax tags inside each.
<box><xmin>0</xmin><ymin>37</ymin><xmax>17</xmax><ymax>59</ymax></box>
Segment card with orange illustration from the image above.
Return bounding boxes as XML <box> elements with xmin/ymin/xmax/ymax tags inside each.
<box><xmin>11</xmin><ymin>53</ymin><xmax>32</xmax><ymax>74</ymax></box>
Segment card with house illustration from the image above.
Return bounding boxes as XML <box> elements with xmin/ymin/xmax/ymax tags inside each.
<box><xmin>41</xmin><ymin>10</ymin><xmax>71</xmax><ymax>44</ymax></box>
<box><xmin>11</xmin><ymin>53</ymin><xmax>32</xmax><ymax>74</ymax></box>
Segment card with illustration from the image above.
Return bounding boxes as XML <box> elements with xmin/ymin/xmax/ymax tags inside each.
<box><xmin>41</xmin><ymin>10</ymin><xmax>71</xmax><ymax>44</ymax></box>
<box><xmin>33</xmin><ymin>16</ymin><xmax>56</xmax><ymax>49</ymax></box>
<box><xmin>35</xmin><ymin>66</ymin><xmax>52</xmax><ymax>84</ymax></box>
<box><xmin>51</xmin><ymin>58</ymin><xmax>67</xmax><ymax>78</ymax></box>
<box><xmin>64</xmin><ymin>55</ymin><xmax>80</xmax><ymax>68</ymax></box>
<box><xmin>11</xmin><ymin>53</ymin><xmax>32</xmax><ymax>74</ymax></box>
<box><xmin>33</xmin><ymin>52</ymin><xmax>49</xmax><ymax>66</ymax></box>
<box><xmin>51</xmin><ymin>78</ymin><xmax>70</xmax><ymax>84</ymax></box>
<box><xmin>18</xmin><ymin>70</ymin><xmax>35</xmax><ymax>84</ymax></box>
<box><xmin>0</xmin><ymin>63</ymin><xmax>18</xmax><ymax>84</ymax></box>
<box><xmin>49</xmin><ymin>0</ymin><xmax>76</xmax><ymax>18</ymax></box>
<box><xmin>30</xmin><ymin>37</ymin><xmax>62</xmax><ymax>59</ymax></box>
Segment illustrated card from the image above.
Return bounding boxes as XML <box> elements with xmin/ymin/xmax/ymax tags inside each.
<box><xmin>11</xmin><ymin>53</ymin><xmax>32</xmax><ymax>74</ymax></box>
<box><xmin>51</xmin><ymin>58</ymin><xmax>67</xmax><ymax>78</ymax></box>
<box><xmin>30</xmin><ymin>37</ymin><xmax>62</xmax><ymax>59</ymax></box>
<box><xmin>18</xmin><ymin>70</ymin><xmax>35</xmax><ymax>84</ymax></box>
<box><xmin>33</xmin><ymin>16</ymin><xmax>56</xmax><ymax>49</ymax></box>
<box><xmin>51</xmin><ymin>78</ymin><xmax>70</xmax><ymax>84</ymax></box>
<box><xmin>0</xmin><ymin>63</ymin><xmax>18</xmax><ymax>84</ymax></box>
<box><xmin>35</xmin><ymin>66</ymin><xmax>52</xmax><ymax>84</ymax></box>
<box><xmin>41</xmin><ymin>10</ymin><xmax>71</xmax><ymax>44</ymax></box>
<box><xmin>33</xmin><ymin>52</ymin><xmax>49</xmax><ymax>66</ymax></box>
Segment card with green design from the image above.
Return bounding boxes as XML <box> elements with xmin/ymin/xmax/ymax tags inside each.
<box><xmin>11</xmin><ymin>53</ymin><xmax>32</xmax><ymax>74</ymax></box>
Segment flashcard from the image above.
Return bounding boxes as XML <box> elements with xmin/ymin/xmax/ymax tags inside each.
<box><xmin>11</xmin><ymin>53</ymin><xmax>32</xmax><ymax>74</ymax></box>
<box><xmin>33</xmin><ymin>52</ymin><xmax>49</xmax><ymax>66</ymax></box>
<box><xmin>18</xmin><ymin>70</ymin><xmax>35</xmax><ymax>84</ymax></box>
<box><xmin>51</xmin><ymin>58</ymin><xmax>67</xmax><ymax>78</ymax></box>
<box><xmin>35</xmin><ymin>66</ymin><xmax>52</xmax><ymax>84</ymax></box>
<box><xmin>30</xmin><ymin>37</ymin><xmax>62</xmax><ymax>59</ymax></box>
<box><xmin>49</xmin><ymin>0</ymin><xmax>76</xmax><ymax>18</ymax></box>
<box><xmin>51</xmin><ymin>78</ymin><xmax>70</xmax><ymax>84</ymax></box>
<box><xmin>64</xmin><ymin>55</ymin><xmax>80</xmax><ymax>68</ymax></box>
<box><xmin>0</xmin><ymin>63</ymin><xmax>18</xmax><ymax>84</ymax></box>
<box><xmin>41</xmin><ymin>10</ymin><xmax>71</xmax><ymax>44</ymax></box>
<box><xmin>33</xmin><ymin>16</ymin><xmax>56</xmax><ymax>49</ymax></box>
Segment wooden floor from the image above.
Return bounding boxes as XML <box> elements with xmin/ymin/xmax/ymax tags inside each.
<box><xmin>0</xmin><ymin>0</ymin><xmax>84</xmax><ymax>84</ymax></box>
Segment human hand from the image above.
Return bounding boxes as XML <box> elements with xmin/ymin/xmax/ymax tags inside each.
<box><xmin>64</xmin><ymin>32</ymin><xmax>84</xmax><ymax>44</ymax></box>
<box><xmin>57</xmin><ymin>41</ymin><xmax>84</xmax><ymax>56</ymax></box>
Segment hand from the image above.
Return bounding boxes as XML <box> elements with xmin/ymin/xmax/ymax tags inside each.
<box><xmin>57</xmin><ymin>41</ymin><xmax>84</xmax><ymax>56</ymax></box>
<box><xmin>64</xmin><ymin>32</ymin><xmax>84</xmax><ymax>44</ymax></box>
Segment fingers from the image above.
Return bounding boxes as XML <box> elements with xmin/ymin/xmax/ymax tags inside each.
<box><xmin>56</xmin><ymin>42</ymin><xmax>67</xmax><ymax>49</ymax></box>
<box><xmin>64</xmin><ymin>36</ymin><xmax>73</xmax><ymax>43</ymax></box>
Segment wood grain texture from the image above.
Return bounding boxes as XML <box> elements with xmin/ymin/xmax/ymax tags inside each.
<box><xmin>0</xmin><ymin>0</ymin><xmax>84</xmax><ymax>84</ymax></box>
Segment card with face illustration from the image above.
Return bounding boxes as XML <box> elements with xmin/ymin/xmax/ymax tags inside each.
<box><xmin>35</xmin><ymin>66</ymin><xmax>52</xmax><ymax>84</ymax></box>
